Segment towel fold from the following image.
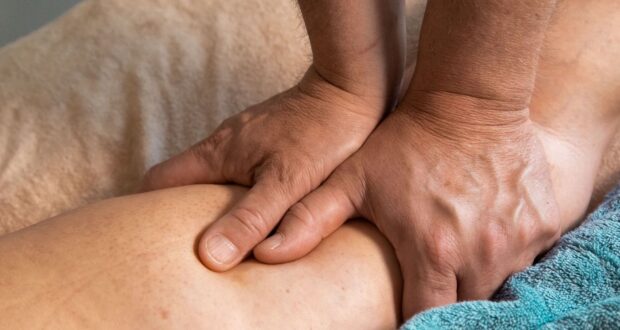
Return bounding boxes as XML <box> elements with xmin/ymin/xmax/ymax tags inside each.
<box><xmin>403</xmin><ymin>184</ymin><xmax>620</xmax><ymax>329</ymax></box>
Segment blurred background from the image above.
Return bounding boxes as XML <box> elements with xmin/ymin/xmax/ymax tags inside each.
<box><xmin>0</xmin><ymin>0</ymin><xmax>80</xmax><ymax>47</ymax></box>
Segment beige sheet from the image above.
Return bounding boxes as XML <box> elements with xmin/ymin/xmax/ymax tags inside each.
<box><xmin>0</xmin><ymin>0</ymin><xmax>617</xmax><ymax>233</ymax></box>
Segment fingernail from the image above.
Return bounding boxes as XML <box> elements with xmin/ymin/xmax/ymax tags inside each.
<box><xmin>262</xmin><ymin>233</ymin><xmax>284</xmax><ymax>250</ymax></box>
<box><xmin>206</xmin><ymin>234</ymin><xmax>239</xmax><ymax>265</ymax></box>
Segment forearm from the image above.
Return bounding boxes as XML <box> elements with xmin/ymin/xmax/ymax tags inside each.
<box><xmin>298</xmin><ymin>0</ymin><xmax>406</xmax><ymax>110</ymax></box>
<box><xmin>411</xmin><ymin>0</ymin><xmax>557</xmax><ymax>107</ymax></box>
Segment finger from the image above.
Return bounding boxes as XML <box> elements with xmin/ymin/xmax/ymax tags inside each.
<box><xmin>141</xmin><ymin>139</ymin><xmax>226</xmax><ymax>191</ymax></box>
<box><xmin>253</xmin><ymin>177</ymin><xmax>358</xmax><ymax>264</ymax></box>
<box><xmin>197</xmin><ymin>178</ymin><xmax>304</xmax><ymax>271</ymax></box>
<box><xmin>457</xmin><ymin>269</ymin><xmax>507</xmax><ymax>301</ymax></box>
<box><xmin>400</xmin><ymin>250</ymin><xmax>458</xmax><ymax>319</ymax></box>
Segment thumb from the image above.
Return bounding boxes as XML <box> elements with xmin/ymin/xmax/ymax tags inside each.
<box><xmin>197</xmin><ymin>176</ymin><xmax>308</xmax><ymax>271</ymax></box>
<box><xmin>141</xmin><ymin>140</ymin><xmax>226</xmax><ymax>191</ymax></box>
<box><xmin>253</xmin><ymin>174</ymin><xmax>358</xmax><ymax>263</ymax></box>
<box><xmin>398</xmin><ymin>242</ymin><xmax>458</xmax><ymax>319</ymax></box>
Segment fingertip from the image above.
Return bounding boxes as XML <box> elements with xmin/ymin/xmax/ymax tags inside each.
<box><xmin>197</xmin><ymin>182</ymin><xmax>299</xmax><ymax>270</ymax></box>
<box><xmin>253</xmin><ymin>182</ymin><xmax>355</xmax><ymax>264</ymax></box>
<box><xmin>197</xmin><ymin>232</ymin><xmax>243</xmax><ymax>272</ymax></box>
<box><xmin>260</xmin><ymin>232</ymin><xmax>286</xmax><ymax>250</ymax></box>
<box><xmin>253</xmin><ymin>229</ymin><xmax>320</xmax><ymax>264</ymax></box>
<box><xmin>253</xmin><ymin>233</ymin><xmax>286</xmax><ymax>263</ymax></box>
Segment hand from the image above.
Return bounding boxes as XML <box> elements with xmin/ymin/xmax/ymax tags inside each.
<box><xmin>141</xmin><ymin>67</ymin><xmax>385</xmax><ymax>270</ymax></box>
<box><xmin>253</xmin><ymin>91</ymin><xmax>561</xmax><ymax>318</ymax></box>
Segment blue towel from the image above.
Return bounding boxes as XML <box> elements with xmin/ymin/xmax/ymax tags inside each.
<box><xmin>402</xmin><ymin>184</ymin><xmax>620</xmax><ymax>329</ymax></box>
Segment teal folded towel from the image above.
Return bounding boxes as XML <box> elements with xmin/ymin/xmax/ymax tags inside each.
<box><xmin>402</xmin><ymin>184</ymin><xmax>620</xmax><ymax>329</ymax></box>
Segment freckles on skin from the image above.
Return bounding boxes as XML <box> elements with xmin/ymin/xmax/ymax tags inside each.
<box><xmin>217</xmin><ymin>221</ymin><xmax>401</xmax><ymax>326</ymax></box>
<box><xmin>1</xmin><ymin>185</ymin><xmax>403</xmax><ymax>328</ymax></box>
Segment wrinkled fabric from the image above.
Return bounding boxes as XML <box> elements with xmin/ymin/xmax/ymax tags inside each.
<box><xmin>0</xmin><ymin>0</ymin><xmax>427</xmax><ymax>233</ymax></box>
<box><xmin>1</xmin><ymin>0</ymin><xmax>618</xmax><ymax>234</ymax></box>
<box><xmin>0</xmin><ymin>0</ymin><xmax>313</xmax><ymax>232</ymax></box>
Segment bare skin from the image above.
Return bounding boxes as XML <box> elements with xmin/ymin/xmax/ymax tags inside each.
<box><xmin>530</xmin><ymin>0</ymin><xmax>620</xmax><ymax>223</ymax></box>
<box><xmin>0</xmin><ymin>185</ymin><xmax>402</xmax><ymax>329</ymax></box>
<box><xmin>145</xmin><ymin>0</ymin><xmax>620</xmax><ymax>318</ymax></box>
<box><xmin>1</xmin><ymin>1</ymin><xmax>619</xmax><ymax>328</ymax></box>
<box><xmin>141</xmin><ymin>0</ymin><xmax>406</xmax><ymax>273</ymax></box>
<box><xmin>141</xmin><ymin>0</ymin><xmax>583</xmax><ymax>318</ymax></box>
<box><xmin>1</xmin><ymin>39</ymin><xmax>619</xmax><ymax>328</ymax></box>
<box><xmin>255</xmin><ymin>0</ymin><xmax>562</xmax><ymax>317</ymax></box>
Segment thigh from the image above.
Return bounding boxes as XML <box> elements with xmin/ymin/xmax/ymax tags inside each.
<box><xmin>0</xmin><ymin>185</ymin><xmax>401</xmax><ymax>329</ymax></box>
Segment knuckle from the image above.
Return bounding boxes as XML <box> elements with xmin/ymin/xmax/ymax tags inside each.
<box><xmin>194</xmin><ymin>129</ymin><xmax>229</xmax><ymax>159</ymax></box>
<box><xmin>423</xmin><ymin>229</ymin><xmax>459</xmax><ymax>270</ymax></box>
<box><xmin>189</xmin><ymin>134</ymin><xmax>228</xmax><ymax>171</ymax></box>
<box><xmin>227</xmin><ymin>206</ymin><xmax>272</xmax><ymax>238</ymax></box>
<box><xmin>236</xmin><ymin>109</ymin><xmax>255</xmax><ymax>123</ymax></box>
<box><xmin>259</xmin><ymin>155</ymin><xmax>286</xmax><ymax>178</ymax></box>
<box><xmin>425</xmin><ymin>274</ymin><xmax>455</xmax><ymax>295</ymax></box>
<box><xmin>190</xmin><ymin>140</ymin><xmax>214</xmax><ymax>162</ymax></box>
<box><xmin>260</xmin><ymin>155</ymin><xmax>317</xmax><ymax>193</ymax></box>
<box><xmin>286</xmin><ymin>201</ymin><xmax>318</xmax><ymax>230</ymax></box>
<box><xmin>480</xmin><ymin>224</ymin><xmax>508</xmax><ymax>262</ymax></box>
<box><xmin>516</xmin><ymin>218</ymin><xmax>535</xmax><ymax>245</ymax></box>
<box><xmin>518</xmin><ymin>208</ymin><xmax>560</xmax><ymax>247</ymax></box>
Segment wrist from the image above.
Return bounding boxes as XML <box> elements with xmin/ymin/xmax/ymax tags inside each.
<box><xmin>411</xmin><ymin>0</ymin><xmax>555</xmax><ymax>104</ymax></box>
<box><xmin>399</xmin><ymin>90</ymin><xmax>531</xmax><ymax>143</ymax></box>
<box><xmin>295</xmin><ymin>65</ymin><xmax>391</xmax><ymax>121</ymax></box>
<box><xmin>299</xmin><ymin>0</ymin><xmax>406</xmax><ymax>112</ymax></box>
<box><xmin>310</xmin><ymin>62</ymin><xmax>402</xmax><ymax>111</ymax></box>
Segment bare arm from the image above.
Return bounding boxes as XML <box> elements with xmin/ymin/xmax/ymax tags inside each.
<box><xmin>298</xmin><ymin>0</ymin><xmax>405</xmax><ymax>109</ymax></box>
<box><xmin>259</xmin><ymin>0</ymin><xmax>563</xmax><ymax>318</ymax></box>
<box><xmin>411</xmin><ymin>0</ymin><xmax>557</xmax><ymax>105</ymax></box>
